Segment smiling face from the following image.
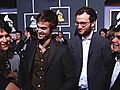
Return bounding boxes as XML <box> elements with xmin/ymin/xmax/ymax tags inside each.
<box><xmin>75</xmin><ymin>12</ymin><xmax>96</xmax><ymax>37</ymax></box>
<box><xmin>111</xmin><ymin>32</ymin><xmax>120</xmax><ymax>53</ymax></box>
<box><xmin>36</xmin><ymin>22</ymin><xmax>50</xmax><ymax>40</ymax></box>
<box><xmin>0</xmin><ymin>28</ymin><xmax>11</xmax><ymax>51</ymax></box>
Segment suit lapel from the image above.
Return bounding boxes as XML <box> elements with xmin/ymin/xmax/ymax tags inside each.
<box><xmin>27</xmin><ymin>40</ymin><xmax>38</xmax><ymax>72</ymax></box>
<box><xmin>75</xmin><ymin>36</ymin><xmax>83</xmax><ymax>76</ymax></box>
<box><xmin>88</xmin><ymin>33</ymin><xmax>97</xmax><ymax>58</ymax></box>
<box><xmin>47</xmin><ymin>40</ymin><xmax>60</xmax><ymax>70</ymax></box>
<box><xmin>77</xmin><ymin>36</ymin><xmax>83</xmax><ymax>63</ymax></box>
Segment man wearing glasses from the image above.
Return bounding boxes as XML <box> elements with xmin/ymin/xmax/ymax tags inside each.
<box><xmin>69</xmin><ymin>7</ymin><xmax>113</xmax><ymax>90</ymax></box>
<box><xmin>19</xmin><ymin>10</ymin><xmax>76</xmax><ymax>90</ymax></box>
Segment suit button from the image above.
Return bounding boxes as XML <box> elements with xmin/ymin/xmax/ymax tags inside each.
<box><xmin>38</xmin><ymin>84</ymin><xmax>41</xmax><ymax>87</ymax></box>
<box><xmin>41</xmin><ymin>59</ymin><xmax>43</xmax><ymax>62</ymax></box>
<box><xmin>40</xmin><ymin>68</ymin><xmax>43</xmax><ymax>70</ymax></box>
<box><xmin>40</xmin><ymin>50</ymin><xmax>42</xmax><ymax>53</ymax></box>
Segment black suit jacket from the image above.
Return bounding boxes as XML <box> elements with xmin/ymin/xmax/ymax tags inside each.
<box><xmin>69</xmin><ymin>32</ymin><xmax>113</xmax><ymax>90</ymax></box>
<box><xmin>108</xmin><ymin>58</ymin><xmax>120</xmax><ymax>90</ymax></box>
<box><xmin>62</xmin><ymin>38</ymin><xmax>68</xmax><ymax>46</ymax></box>
<box><xmin>19</xmin><ymin>39</ymin><xmax>76</xmax><ymax>90</ymax></box>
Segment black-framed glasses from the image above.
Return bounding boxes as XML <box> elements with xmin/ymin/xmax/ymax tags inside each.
<box><xmin>74</xmin><ymin>21</ymin><xmax>90</xmax><ymax>26</ymax></box>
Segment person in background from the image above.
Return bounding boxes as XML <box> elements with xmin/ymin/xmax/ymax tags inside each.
<box><xmin>19</xmin><ymin>27</ymin><xmax>37</xmax><ymax>61</ymax></box>
<box><xmin>12</xmin><ymin>30</ymin><xmax>24</xmax><ymax>54</ymax></box>
<box><xmin>24</xmin><ymin>27</ymin><xmax>37</xmax><ymax>43</ymax></box>
<box><xmin>99</xmin><ymin>28</ymin><xmax>108</xmax><ymax>38</ymax></box>
<box><xmin>69</xmin><ymin>6</ymin><xmax>113</xmax><ymax>90</ymax></box>
<box><xmin>55</xmin><ymin>31</ymin><xmax>68</xmax><ymax>45</ymax></box>
<box><xmin>21</xmin><ymin>27</ymin><xmax>37</xmax><ymax>51</ymax></box>
<box><xmin>19</xmin><ymin>10</ymin><xmax>76</xmax><ymax>90</ymax></box>
<box><xmin>0</xmin><ymin>20</ymin><xmax>20</xmax><ymax>90</ymax></box>
<box><xmin>107</xmin><ymin>24</ymin><xmax>120</xmax><ymax>90</ymax></box>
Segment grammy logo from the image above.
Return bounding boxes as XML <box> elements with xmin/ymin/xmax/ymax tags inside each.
<box><xmin>56</xmin><ymin>10</ymin><xmax>64</xmax><ymax>22</ymax></box>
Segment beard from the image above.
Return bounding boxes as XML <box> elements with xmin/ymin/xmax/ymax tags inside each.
<box><xmin>78</xmin><ymin>24</ymin><xmax>93</xmax><ymax>37</ymax></box>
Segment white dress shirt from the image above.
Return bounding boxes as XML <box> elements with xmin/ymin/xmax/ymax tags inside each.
<box><xmin>110</xmin><ymin>57</ymin><xmax>120</xmax><ymax>89</ymax></box>
<box><xmin>78</xmin><ymin>31</ymin><xmax>93</xmax><ymax>89</ymax></box>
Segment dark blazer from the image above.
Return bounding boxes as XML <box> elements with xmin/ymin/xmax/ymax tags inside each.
<box><xmin>108</xmin><ymin>58</ymin><xmax>120</xmax><ymax>90</ymax></box>
<box><xmin>12</xmin><ymin>39</ymin><xmax>24</xmax><ymax>53</ymax></box>
<box><xmin>19</xmin><ymin>39</ymin><xmax>76</xmax><ymax>90</ymax></box>
<box><xmin>62</xmin><ymin>38</ymin><xmax>68</xmax><ymax>46</ymax></box>
<box><xmin>69</xmin><ymin>32</ymin><xmax>113</xmax><ymax>90</ymax></box>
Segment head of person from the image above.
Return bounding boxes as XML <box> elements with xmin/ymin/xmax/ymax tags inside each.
<box><xmin>106</xmin><ymin>26</ymin><xmax>115</xmax><ymax>41</ymax></box>
<box><xmin>99</xmin><ymin>28</ymin><xmax>108</xmax><ymax>37</ymax></box>
<box><xmin>25</xmin><ymin>27</ymin><xmax>37</xmax><ymax>41</ymax></box>
<box><xmin>15</xmin><ymin>31</ymin><xmax>22</xmax><ymax>41</ymax></box>
<box><xmin>58</xmin><ymin>31</ymin><xmax>63</xmax><ymax>39</ymax></box>
<box><xmin>36</xmin><ymin>10</ymin><xmax>58</xmax><ymax>42</ymax></box>
<box><xmin>75</xmin><ymin>6</ymin><xmax>97</xmax><ymax>37</ymax></box>
<box><xmin>111</xmin><ymin>25</ymin><xmax>120</xmax><ymax>53</ymax></box>
<box><xmin>25</xmin><ymin>27</ymin><xmax>33</xmax><ymax>39</ymax></box>
<box><xmin>0</xmin><ymin>20</ymin><xmax>12</xmax><ymax>51</ymax></box>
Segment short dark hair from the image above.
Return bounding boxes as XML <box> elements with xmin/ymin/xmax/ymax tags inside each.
<box><xmin>25</xmin><ymin>27</ymin><xmax>33</xmax><ymax>34</ymax></box>
<box><xmin>16</xmin><ymin>30</ymin><xmax>22</xmax><ymax>37</ymax></box>
<box><xmin>75</xmin><ymin>7</ymin><xmax>97</xmax><ymax>23</ymax></box>
<box><xmin>0</xmin><ymin>20</ymin><xmax>12</xmax><ymax>33</ymax></box>
<box><xmin>37</xmin><ymin>10</ymin><xmax>58</xmax><ymax>31</ymax></box>
<box><xmin>99</xmin><ymin>28</ymin><xmax>108</xmax><ymax>35</ymax></box>
<box><xmin>114</xmin><ymin>25</ymin><xmax>120</xmax><ymax>32</ymax></box>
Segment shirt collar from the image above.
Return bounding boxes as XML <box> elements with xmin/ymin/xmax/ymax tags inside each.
<box><xmin>115</xmin><ymin>54</ymin><xmax>120</xmax><ymax>62</ymax></box>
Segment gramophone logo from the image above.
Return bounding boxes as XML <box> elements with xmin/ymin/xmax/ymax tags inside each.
<box><xmin>116</xmin><ymin>12</ymin><xmax>120</xmax><ymax>27</ymax></box>
<box><xmin>4</xmin><ymin>15</ymin><xmax>16</xmax><ymax>39</ymax></box>
<box><xmin>50</xmin><ymin>7</ymin><xmax>70</xmax><ymax>27</ymax></box>
<box><xmin>24</xmin><ymin>13</ymin><xmax>39</xmax><ymax>29</ymax></box>
<box><xmin>56</xmin><ymin>9</ymin><xmax>64</xmax><ymax>22</ymax></box>
<box><xmin>29</xmin><ymin>16</ymin><xmax>37</xmax><ymax>29</ymax></box>
<box><xmin>4</xmin><ymin>15</ymin><xmax>16</xmax><ymax>33</ymax></box>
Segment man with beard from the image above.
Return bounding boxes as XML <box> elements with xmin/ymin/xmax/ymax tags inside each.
<box><xmin>68</xmin><ymin>7</ymin><xmax>113</xmax><ymax>90</ymax></box>
<box><xmin>19</xmin><ymin>10</ymin><xmax>76</xmax><ymax>90</ymax></box>
<box><xmin>0</xmin><ymin>20</ymin><xmax>20</xmax><ymax>90</ymax></box>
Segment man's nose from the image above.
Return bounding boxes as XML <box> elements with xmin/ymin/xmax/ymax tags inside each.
<box><xmin>112</xmin><ymin>37</ymin><xmax>118</xmax><ymax>43</ymax></box>
<box><xmin>77</xmin><ymin>24</ymin><xmax>82</xmax><ymax>29</ymax></box>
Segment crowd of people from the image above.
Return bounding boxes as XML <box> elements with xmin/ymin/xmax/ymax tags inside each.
<box><xmin>0</xmin><ymin>6</ymin><xmax>120</xmax><ymax>90</ymax></box>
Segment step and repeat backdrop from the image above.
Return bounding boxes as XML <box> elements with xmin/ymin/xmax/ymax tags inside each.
<box><xmin>17</xmin><ymin>0</ymin><xmax>104</xmax><ymax>39</ymax></box>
